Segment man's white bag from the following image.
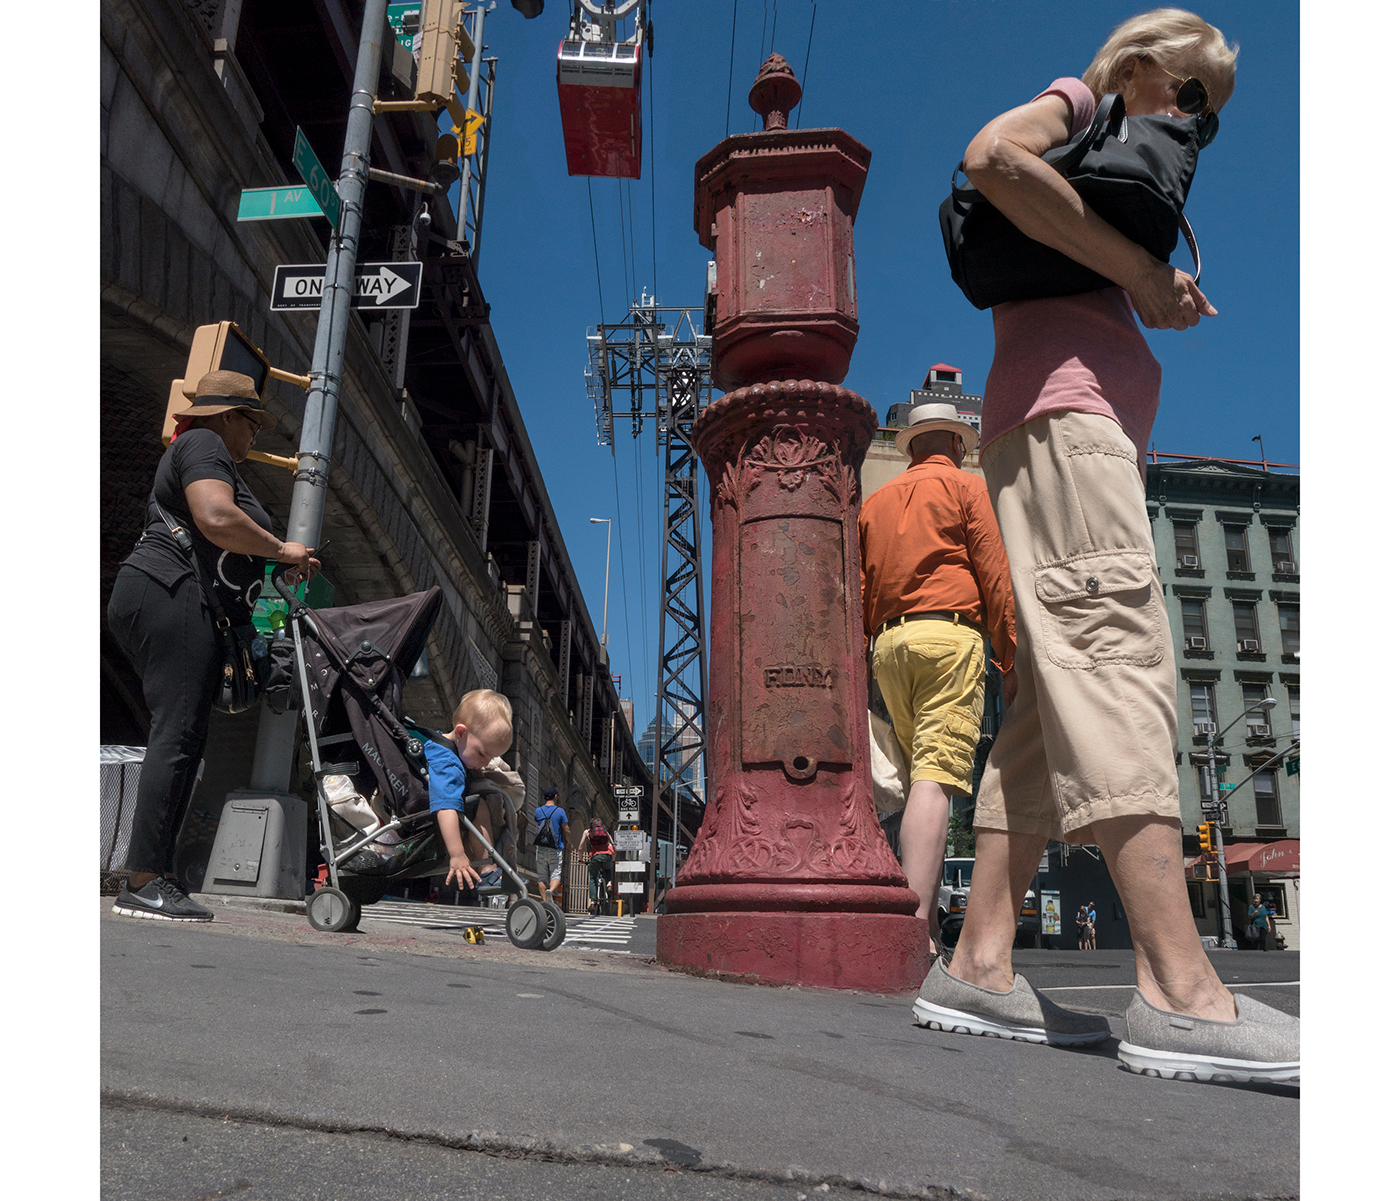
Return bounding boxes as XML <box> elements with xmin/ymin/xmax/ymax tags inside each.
<box><xmin>869</xmin><ymin>711</ymin><xmax>910</xmax><ymax>816</ymax></box>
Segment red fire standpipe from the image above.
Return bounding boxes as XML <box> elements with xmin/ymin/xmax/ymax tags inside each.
<box><xmin>656</xmin><ymin>56</ymin><xmax>924</xmax><ymax>991</ymax></box>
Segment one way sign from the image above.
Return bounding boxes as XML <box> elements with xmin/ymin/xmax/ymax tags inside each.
<box><xmin>270</xmin><ymin>262</ymin><xmax>423</xmax><ymax>311</ymax></box>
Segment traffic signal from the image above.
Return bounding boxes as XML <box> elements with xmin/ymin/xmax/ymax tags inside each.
<box><xmin>416</xmin><ymin>0</ymin><xmax>474</xmax><ymax>125</ymax></box>
<box><xmin>1196</xmin><ymin>823</ymin><xmax>1213</xmax><ymax>855</ymax></box>
<box><xmin>163</xmin><ymin>321</ymin><xmax>271</xmax><ymax>443</ymax></box>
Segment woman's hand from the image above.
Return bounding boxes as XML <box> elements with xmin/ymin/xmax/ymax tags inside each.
<box><xmin>1127</xmin><ymin>260</ymin><xmax>1217</xmax><ymax>330</ymax></box>
<box><xmin>277</xmin><ymin>542</ymin><xmax>321</xmax><ymax>584</ymax></box>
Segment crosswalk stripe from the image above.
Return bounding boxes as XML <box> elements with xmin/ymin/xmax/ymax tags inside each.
<box><xmin>354</xmin><ymin>899</ymin><xmax>638</xmax><ymax>947</ymax></box>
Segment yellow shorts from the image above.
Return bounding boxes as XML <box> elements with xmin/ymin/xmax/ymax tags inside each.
<box><xmin>871</xmin><ymin>618</ymin><xmax>986</xmax><ymax>794</ymax></box>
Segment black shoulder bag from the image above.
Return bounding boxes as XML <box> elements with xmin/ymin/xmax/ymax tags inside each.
<box><xmin>938</xmin><ymin>93</ymin><xmax>1207</xmax><ymax>311</ymax></box>
<box><xmin>154</xmin><ymin>499</ymin><xmax>264</xmax><ymax>715</ymax></box>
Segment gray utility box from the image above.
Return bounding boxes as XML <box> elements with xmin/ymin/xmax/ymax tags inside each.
<box><xmin>204</xmin><ymin>791</ymin><xmax>306</xmax><ymax>900</ymax></box>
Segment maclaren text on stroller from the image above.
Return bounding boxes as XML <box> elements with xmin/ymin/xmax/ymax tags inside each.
<box><xmin>270</xmin><ymin>576</ymin><xmax>565</xmax><ymax>949</ymax></box>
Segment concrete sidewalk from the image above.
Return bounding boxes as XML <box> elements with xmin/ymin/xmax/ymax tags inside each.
<box><xmin>100</xmin><ymin>897</ymin><xmax>1299</xmax><ymax>1201</ymax></box>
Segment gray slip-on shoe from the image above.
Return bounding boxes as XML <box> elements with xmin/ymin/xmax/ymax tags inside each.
<box><xmin>912</xmin><ymin>958</ymin><xmax>1110</xmax><ymax>1046</ymax></box>
<box><xmin>1118</xmin><ymin>990</ymin><xmax>1300</xmax><ymax>1085</ymax></box>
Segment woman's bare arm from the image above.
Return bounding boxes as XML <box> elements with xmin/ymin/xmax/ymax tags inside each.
<box><xmin>963</xmin><ymin>94</ymin><xmax>1213</xmax><ymax>330</ymax></box>
<box><xmin>184</xmin><ymin>478</ymin><xmax>319</xmax><ymax>579</ymax></box>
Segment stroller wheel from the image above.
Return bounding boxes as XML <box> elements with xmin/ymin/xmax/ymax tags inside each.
<box><xmin>540</xmin><ymin>900</ymin><xmax>567</xmax><ymax>952</ymax></box>
<box><xmin>505</xmin><ymin>897</ymin><xmax>548</xmax><ymax>949</ymax></box>
<box><xmin>308</xmin><ymin>886</ymin><xmax>358</xmax><ymax>933</ymax></box>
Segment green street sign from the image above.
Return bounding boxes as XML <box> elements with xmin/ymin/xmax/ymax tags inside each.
<box><xmin>237</xmin><ymin>185</ymin><xmax>327</xmax><ymax>222</ymax></box>
<box><xmin>292</xmin><ymin>127</ymin><xmax>343</xmax><ymax>229</ymax></box>
<box><xmin>387</xmin><ymin>3</ymin><xmax>420</xmax><ymax>51</ymax></box>
<box><xmin>1218</xmin><ymin>782</ymin><xmax>1237</xmax><ymax>792</ymax></box>
<box><xmin>1285</xmin><ymin>757</ymin><xmax>1300</xmax><ymax>776</ymax></box>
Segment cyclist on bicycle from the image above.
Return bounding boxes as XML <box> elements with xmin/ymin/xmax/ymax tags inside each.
<box><xmin>577</xmin><ymin>819</ymin><xmax>615</xmax><ymax>915</ymax></box>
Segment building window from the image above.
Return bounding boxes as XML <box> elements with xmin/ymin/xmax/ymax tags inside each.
<box><xmin>1257</xmin><ymin>884</ymin><xmax>1288</xmax><ymax>920</ymax></box>
<box><xmin>1286</xmin><ymin>683</ymin><xmax>1300</xmax><ymax>738</ymax></box>
<box><xmin>1174</xmin><ymin>522</ymin><xmax>1200</xmax><ymax>566</ymax></box>
<box><xmin>1253</xmin><ymin>770</ymin><xmax>1281</xmax><ymax>827</ymax></box>
<box><xmin>1190</xmin><ymin>683</ymin><xmax>1217</xmax><ymax>731</ymax></box>
<box><xmin>1181</xmin><ymin>599</ymin><xmax>1208</xmax><ymax>648</ymax></box>
<box><xmin>1223</xmin><ymin>524</ymin><xmax>1251</xmax><ymax>572</ymax></box>
<box><xmin>1278</xmin><ymin>604</ymin><xmax>1300</xmax><ymax>655</ymax></box>
<box><xmin>1233</xmin><ymin>602</ymin><xmax>1260</xmax><ymax>650</ymax></box>
<box><xmin>1267</xmin><ymin>527</ymin><xmax>1295</xmax><ymax>570</ymax></box>
<box><xmin>1241</xmin><ymin>683</ymin><xmax>1272</xmax><ymax>735</ymax></box>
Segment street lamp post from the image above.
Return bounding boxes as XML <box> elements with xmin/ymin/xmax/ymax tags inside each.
<box><xmin>1202</xmin><ymin>695</ymin><xmax>1277</xmax><ymax>949</ymax></box>
<box><xmin>589</xmin><ymin>517</ymin><xmax>612</xmax><ymax>647</ymax></box>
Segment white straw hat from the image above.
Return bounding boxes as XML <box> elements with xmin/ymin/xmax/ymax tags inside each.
<box><xmin>893</xmin><ymin>402</ymin><xmax>979</xmax><ymax>457</ymax></box>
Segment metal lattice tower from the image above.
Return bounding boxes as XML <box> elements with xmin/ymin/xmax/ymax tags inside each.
<box><xmin>586</xmin><ymin>297</ymin><xmax>711</xmax><ymax>854</ymax></box>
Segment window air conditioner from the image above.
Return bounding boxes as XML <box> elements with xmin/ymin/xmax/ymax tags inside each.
<box><xmin>1187</xmin><ymin>636</ymin><xmax>1207</xmax><ymax>649</ymax></box>
<box><xmin>1179</xmin><ymin>555</ymin><xmax>1199</xmax><ymax>568</ymax></box>
<box><xmin>1247</xmin><ymin>723</ymin><xmax>1271</xmax><ymax>737</ymax></box>
<box><xmin>1238</xmin><ymin>639</ymin><xmax>1260</xmax><ymax>652</ymax></box>
<box><xmin>1276</xmin><ymin>561</ymin><xmax>1296</xmax><ymax>573</ymax></box>
<box><xmin>1194</xmin><ymin>722</ymin><xmax>1217</xmax><ymax>737</ymax></box>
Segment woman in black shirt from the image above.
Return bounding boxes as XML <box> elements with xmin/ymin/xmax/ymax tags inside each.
<box><xmin>107</xmin><ymin>371</ymin><xmax>320</xmax><ymax>922</ymax></box>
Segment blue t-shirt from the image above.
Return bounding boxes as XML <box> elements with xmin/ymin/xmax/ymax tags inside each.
<box><xmin>534</xmin><ymin>802</ymin><xmax>567</xmax><ymax>848</ymax></box>
<box><xmin>425</xmin><ymin>740</ymin><xmax>469</xmax><ymax>813</ymax></box>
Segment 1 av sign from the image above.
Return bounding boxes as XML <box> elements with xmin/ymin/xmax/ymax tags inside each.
<box><xmin>237</xmin><ymin>186</ymin><xmax>326</xmax><ymax>222</ymax></box>
<box><xmin>270</xmin><ymin>262</ymin><xmax>424</xmax><ymax>311</ymax></box>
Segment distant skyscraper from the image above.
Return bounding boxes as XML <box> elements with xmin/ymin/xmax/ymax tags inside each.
<box><xmin>636</xmin><ymin>702</ymin><xmax>704</xmax><ymax>805</ymax></box>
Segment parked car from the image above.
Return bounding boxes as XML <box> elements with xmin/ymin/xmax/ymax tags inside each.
<box><xmin>938</xmin><ymin>857</ymin><xmax>1039</xmax><ymax>946</ymax></box>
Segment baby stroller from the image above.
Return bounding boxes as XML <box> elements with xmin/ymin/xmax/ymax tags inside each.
<box><xmin>269</xmin><ymin>576</ymin><xmax>565</xmax><ymax>950</ymax></box>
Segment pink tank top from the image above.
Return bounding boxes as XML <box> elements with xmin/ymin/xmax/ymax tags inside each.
<box><xmin>980</xmin><ymin>78</ymin><xmax>1163</xmax><ymax>465</ymax></box>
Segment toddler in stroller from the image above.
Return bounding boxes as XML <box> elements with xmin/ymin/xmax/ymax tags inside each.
<box><xmin>270</xmin><ymin>578</ymin><xmax>567</xmax><ymax>950</ymax></box>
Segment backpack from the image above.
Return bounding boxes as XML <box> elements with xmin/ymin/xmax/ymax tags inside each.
<box><xmin>533</xmin><ymin>805</ymin><xmax>558</xmax><ymax>848</ymax></box>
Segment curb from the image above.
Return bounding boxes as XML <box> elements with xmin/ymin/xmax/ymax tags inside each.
<box><xmin>190</xmin><ymin>892</ymin><xmax>307</xmax><ymax>915</ymax></box>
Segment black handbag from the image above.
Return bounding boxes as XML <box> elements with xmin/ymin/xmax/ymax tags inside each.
<box><xmin>154</xmin><ymin>500</ymin><xmax>266</xmax><ymax>715</ymax></box>
<box><xmin>939</xmin><ymin>93</ymin><xmax>1207</xmax><ymax>310</ymax></box>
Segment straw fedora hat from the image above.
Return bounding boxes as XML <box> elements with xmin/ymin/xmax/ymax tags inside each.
<box><xmin>893</xmin><ymin>402</ymin><xmax>979</xmax><ymax>457</ymax></box>
<box><xmin>173</xmin><ymin>370</ymin><xmax>277</xmax><ymax>430</ymax></box>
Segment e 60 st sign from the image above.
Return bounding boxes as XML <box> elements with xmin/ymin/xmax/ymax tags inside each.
<box><xmin>270</xmin><ymin>262</ymin><xmax>423</xmax><ymax>311</ymax></box>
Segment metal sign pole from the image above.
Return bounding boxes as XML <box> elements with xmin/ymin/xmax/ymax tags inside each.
<box><xmin>247</xmin><ymin>0</ymin><xmax>389</xmax><ymax>795</ymax></box>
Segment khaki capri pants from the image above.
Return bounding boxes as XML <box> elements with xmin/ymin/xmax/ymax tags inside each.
<box><xmin>975</xmin><ymin>412</ymin><xmax>1181</xmax><ymax>844</ymax></box>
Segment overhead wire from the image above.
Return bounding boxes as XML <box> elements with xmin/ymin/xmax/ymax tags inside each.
<box><xmin>795</xmin><ymin>2</ymin><xmax>816</xmax><ymax>129</ymax></box>
<box><xmin>725</xmin><ymin>0</ymin><xmax>738</xmax><ymax>137</ymax></box>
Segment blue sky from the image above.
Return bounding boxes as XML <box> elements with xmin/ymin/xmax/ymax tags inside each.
<box><xmin>466</xmin><ymin>1</ymin><xmax>1299</xmax><ymax>728</ymax></box>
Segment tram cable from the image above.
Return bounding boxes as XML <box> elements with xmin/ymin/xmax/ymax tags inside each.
<box><xmin>725</xmin><ymin>0</ymin><xmax>739</xmax><ymax>136</ymax></box>
<box><xmin>796</xmin><ymin>3</ymin><xmax>816</xmax><ymax>129</ymax></box>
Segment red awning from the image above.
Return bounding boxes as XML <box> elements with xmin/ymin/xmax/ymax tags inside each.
<box><xmin>1189</xmin><ymin>840</ymin><xmax>1300</xmax><ymax>874</ymax></box>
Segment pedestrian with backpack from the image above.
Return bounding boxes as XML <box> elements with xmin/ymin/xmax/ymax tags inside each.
<box><xmin>532</xmin><ymin>786</ymin><xmax>570</xmax><ymax>908</ymax></box>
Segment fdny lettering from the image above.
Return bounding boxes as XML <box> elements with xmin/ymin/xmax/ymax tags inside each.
<box><xmin>763</xmin><ymin>664</ymin><xmax>835</xmax><ymax>689</ymax></box>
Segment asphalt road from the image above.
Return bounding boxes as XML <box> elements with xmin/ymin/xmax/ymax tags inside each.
<box><xmin>101</xmin><ymin>899</ymin><xmax>1299</xmax><ymax>1200</ymax></box>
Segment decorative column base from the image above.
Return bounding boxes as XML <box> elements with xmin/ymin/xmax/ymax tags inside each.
<box><xmin>657</xmin><ymin>911</ymin><xmax>926</xmax><ymax>991</ymax></box>
<box><xmin>655</xmin><ymin>380</ymin><xmax>924</xmax><ymax>993</ymax></box>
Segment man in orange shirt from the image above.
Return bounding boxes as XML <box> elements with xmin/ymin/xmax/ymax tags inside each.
<box><xmin>858</xmin><ymin>403</ymin><xmax>1017</xmax><ymax>960</ymax></box>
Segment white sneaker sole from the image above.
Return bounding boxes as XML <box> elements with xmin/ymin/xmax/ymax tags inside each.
<box><xmin>1117</xmin><ymin>1041</ymin><xmax>1300</xmax><ymax>1084</ymax></box>
<box><xmin>111</xmin><ymin>903</ymin><xmax>211</xmax><ymax>923</ymax></box>
<box><xmin>912</xmin><ymin>996</ymin><xmax>1108</xmax><ymax>1047</ymax></box>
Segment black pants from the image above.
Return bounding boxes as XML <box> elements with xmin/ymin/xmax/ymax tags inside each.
<box><xmin>107</xmin><ymin>566</ymin><xmax>222</xmax><ymax>874</ymax></box>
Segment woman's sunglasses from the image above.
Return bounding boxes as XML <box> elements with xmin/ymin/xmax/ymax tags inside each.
<box><xmin>1157</xmin><ymin>61</ymin><xmax>1219</xmax><ymax>147</ymax></box>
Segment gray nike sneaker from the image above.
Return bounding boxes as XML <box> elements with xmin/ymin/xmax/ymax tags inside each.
<box><xmin>913</xmin><ymin>958</ymin><xmax>1110</xmax><ymax>1046</ymax></box>
<box><xmin>112</xmin><ymin>876</ymin><xmax>213</xmax><ymax>922</ymax></box>
<box><xmin>1118</xmin><ymin>990</ymin><xmax>1300</xmax><ymax>1085</ymax></box>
